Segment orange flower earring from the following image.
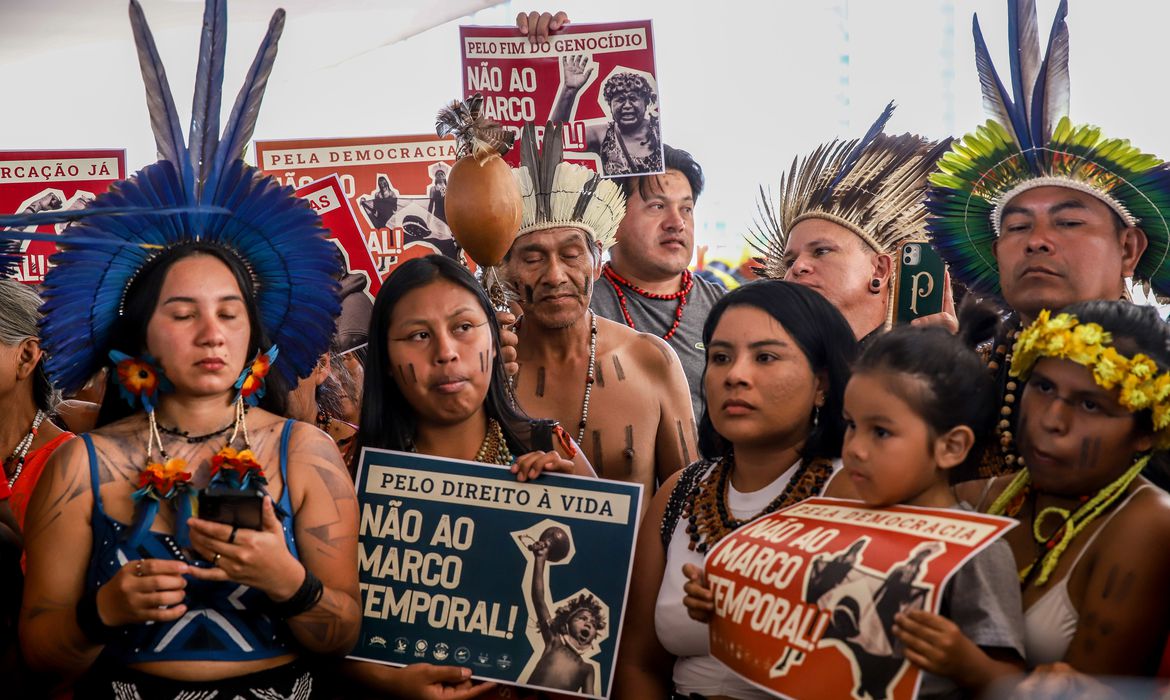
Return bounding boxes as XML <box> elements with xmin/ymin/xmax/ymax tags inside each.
<box><xmin>234</xmin><ymin>345</ymin><xmax>279</xmax><ymax>406</ymax></box>
<box><xmin>109</xmin><ymin>350</ymin><xmax>173</xmax><ymax>411</ymax></box>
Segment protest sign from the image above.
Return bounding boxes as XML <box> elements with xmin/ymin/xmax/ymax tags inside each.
<box><xmin>0</xmin><ymin>149</ymin><xmax>125</xmax><ymax>284</ymax></box>
<box><xmin>706</xmin><ymin>498</ymin><xmax>1017</xmax><ymax>700</ymax></box>
<box><xmin>255</xmin><ymin>135</ymin><xmax>461</xmax><ymax>278</ymax></box>
<box><xmin>294</xmin><ymin>174</ymin><xmax>380</xmax><ymax>301</ymax></box>
<box><xmin>351</xmin><ymin>448</ymin><xmax>642</xmax><ymax>698</ymax></box>
<box><xmin>460</xmin><ymin>20</ymin><xmax>662</xmax><ymax>177</ymax></box>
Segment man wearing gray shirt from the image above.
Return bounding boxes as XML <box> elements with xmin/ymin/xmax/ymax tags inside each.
<box><xmin>591</xmin><ymin>145</ymin><xmax>723</xmax><ymax>424</ymax></box>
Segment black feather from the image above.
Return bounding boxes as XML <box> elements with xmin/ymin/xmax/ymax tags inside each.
<box><xmin>189</xmin><ymin>0</ymin><xmax>227</xmax><ymax>198</ymax></box>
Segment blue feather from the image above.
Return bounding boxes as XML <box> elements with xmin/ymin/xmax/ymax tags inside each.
<box><xmin>189</xmin><ymin>0</ymin><xmax>227</xmax><ymax>199</ymax></box>
<box><xmin>128</xmin><ymin>0</ymin><xmax>194</xmax><ymax>200</ymax></box>
<box><xmin>206</xmin><ymin>9</ymin><xmax>285</xmax><ymax>204</ymax></box>
<box><xmin>32</xmin><ymin>3</ymin><xmax>341</xmax><ymax>397</ymax></box>
<box><xmin>124</xmin><ymin>498</ymin><xmax>159</xmax><ymax>550</ymax></box>
<box><xmin>1029</xmin><ymin>0</ymin><xmax>1070</xmax><ymax>147</ymax></box>
<box><xmin>174</xmin><ymin>493</ymin><xmax>193</xmax><ymax>549</ymax></box>
<box><xmin>823</xmin><ymin>101</ymin><xmax>896</xmax><ymax>202</ymax></box>
<box><xmin>0</xmin><ymin>238</ymin><xmax>19</xmax><ymax>279</ymax></box>
<box><xmin>0</xmin><ymin>205</ymin><xmax>224</xmax><ymax>230</ymax></box>
<box><xmin>972</xmin><ymin>14</ymin><xmax>1035</xmax><ymax>168</ymax></box>
<box><xmin>1008</xmin><ymin>0</ymin><xmax>1041</xmax><ymax>130</ymax></box>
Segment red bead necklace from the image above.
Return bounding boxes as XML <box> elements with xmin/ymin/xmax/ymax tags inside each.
<box><xmin>602</xmin><ymin>262</ymin><xmax>693</xmax><ymax>341</ymax></box>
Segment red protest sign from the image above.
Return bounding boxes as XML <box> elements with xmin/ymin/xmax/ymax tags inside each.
<box><xmin>706</xmin><ymin>498</ymin><xmax>1016</xmax><ymax>700</ymax></box>
<box><xmin>0</xmin><ymin>149</ymin><xmax>125</xmax><ymax>284</ymax></box>
<box><xmin>255</xmin><ymin>135</ymin><xmax>465</xmax><ymax>278</ymax></box>
<box><xmin>295</xmin><ymin>174</ymin><xmax>380</xmax><ymax>301</ymax></box>
<box><xmin>460</xmin><ymin>20</ymin><xmax>663</xmax><ymax>177</ymax></box>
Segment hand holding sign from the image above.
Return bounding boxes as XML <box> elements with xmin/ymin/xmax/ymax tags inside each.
<box><xmin>681</xmin><ymin>563</ymin><xmax>715</xmax><ymax>623</ymax></box>
<box><xmin>516</xmin><ymin>11</ymin><xmax>570</xmax><ymax>45</ymax></box>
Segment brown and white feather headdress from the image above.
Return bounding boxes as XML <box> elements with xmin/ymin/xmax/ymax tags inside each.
<box><xmin>513</xmin><ymin>123</ymin><xmax>625</xmax><ymax>250</ymax></box>
<box><xmin>751</xmin><ymin>103</ymin><xmax>951</xmax><ymax>278</ymax></box>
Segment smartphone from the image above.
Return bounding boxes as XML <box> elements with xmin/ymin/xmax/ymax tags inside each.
<box><xmin>198</xmin><ymin>486</ymin><xmax>264</xmax><ymax>530</ymax></box>
<box><xmin>891</xmin><ymin>241</ymin><xmax>947</xmax><ymax>324</ymax></box>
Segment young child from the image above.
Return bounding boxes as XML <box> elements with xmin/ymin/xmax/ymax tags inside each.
<box><xmin>685</xmin><ymin>325</ymin><xmax>1026</xmax><ymax>698</ymax></box>
<box><xmin>526</xmin><ymin>535</ymin><xmax>606</xmax><ymax>694</ymax></box>
<box><xmin>841</xmin><ymin>325</ymin><xmax>1026</xmax><ymax>697</ymax></box>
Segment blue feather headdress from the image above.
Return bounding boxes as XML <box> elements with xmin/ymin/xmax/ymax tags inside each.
<box><xmin>0</xmin><ymin>238</ymin><xmax>19</xmax><ymax>280</ymax></box>
<box><xmin>0</xmin><ymin>0</ymin><xmax>341</xmax><ymax>394</ymax></box>
<box><xmin>751</xmin><ymin>102</ymin><xmax>951</xmax><ymax>279</ymax></box>
<box><xmin>926</xmin><ymin>0</ymin><xmax>1170</xmax><ymax>296</ymax></box>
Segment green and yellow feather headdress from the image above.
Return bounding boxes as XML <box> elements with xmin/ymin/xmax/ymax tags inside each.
<box><xmin>925</xmin><ymin>0</ymin><xmax>1170</xmax><ymax>296</ymax></box>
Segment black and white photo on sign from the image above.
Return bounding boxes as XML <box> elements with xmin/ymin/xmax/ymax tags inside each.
<box><xmin>514</xmin><ymin>519</ymin><xmax>609</xmax><ymax>697</ymax></box>
<box><xmin>358</xmin><ymin>166</ymin><xmax>461</xmax><ymax>263</ymax></box>
<box><xmin>804</xmin><ymin>539</ymin><xmax>945</xmax><ymax>700</ymax></box>
<box><xmin>10</xmin><ymin>188</ymin><xmax>94</xmax><ymax>238</ymax></box>
<box><xmin>549</xmin><ymin>57</ymin><xmax>662</xmax><ymax>177</ymax></box>
<box><xmin>358</xmin><ymin>175</ymin><xmax>400</xmax><ymax>229</ymax></box>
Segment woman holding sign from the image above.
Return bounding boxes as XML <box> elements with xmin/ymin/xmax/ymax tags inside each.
<box><xmin>614</xmin><ymin>280</ymin><xmax>857</xmax><ymax>698</ymax></box>
<box><xmin>344</xmin><ymin>254</ymin><xmax>592</xmax><ymax>698</ymax></box>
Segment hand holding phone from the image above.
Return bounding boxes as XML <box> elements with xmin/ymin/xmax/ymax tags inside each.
<box><xmin>891</xmin><ymin>241</ymin><xmax>947</xmax><ymax>325</ymax></box>
<box><xmin>198</xmin><ymin>486</ymin><xmax>264</xmax><ymax>530</ymax></box>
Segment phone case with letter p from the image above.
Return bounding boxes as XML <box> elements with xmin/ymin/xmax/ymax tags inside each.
<box><xmin>891</xmin><ymin>241</ymin><xmax>947</xmax><ymax>324</ymax></box>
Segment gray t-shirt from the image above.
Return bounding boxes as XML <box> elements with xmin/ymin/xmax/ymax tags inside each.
<box><xmin>591</xmin><ymin>272</ymin><xmax>724</xmax><ymax>420</ymax></box>
<box><xmin>919</xmin><ymin>509</ymin><xmax>1025</xmax><ymax>699</ymax></box>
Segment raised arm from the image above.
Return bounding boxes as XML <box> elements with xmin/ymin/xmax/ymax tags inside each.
<box><xmin>645</xmin><ymin>335</ymin><xmax>698</xmax><ymax>485</ymax></box>
<box><xmin>529</xmin><ymin>541</ymin><xmax>554</xmax><ymax>645</ymax></box>
<box><xmin>549</xmin><ymin>55</ymin><xmax>595</xmax><ymax>124</ymax></box>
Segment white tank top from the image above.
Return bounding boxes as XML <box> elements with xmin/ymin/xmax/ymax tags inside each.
<box><xmin>1023</xmin><ymin>485</ymin><xmax>1150</xmax><ymax>665</ymax></box>
<box><xmin>654</xmin><ymin>459</ymin><xmax>842</xmax><ymax>697</ymax></box>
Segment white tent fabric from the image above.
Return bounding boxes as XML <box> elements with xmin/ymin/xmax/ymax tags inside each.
<box><xmin>3</xmin><ymin>0</ymin><xmax>1170</xmax><ymax>251</ymax></box>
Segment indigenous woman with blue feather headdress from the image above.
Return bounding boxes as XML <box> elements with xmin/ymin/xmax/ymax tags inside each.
<box><xmin>9</xmin><ymin>2</ymin><xmax>359</xmax><ymax>697</ymax></box>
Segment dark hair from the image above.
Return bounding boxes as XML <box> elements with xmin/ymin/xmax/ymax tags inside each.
<box><xmin>619</xmin><ymin>144</ymin><xmax>705</xmax><ymax>204</ymax></box>
<box><xmin>1059</xmin><ymin>300</ymin><xmax>1170</xmax><ymax>436</ymax></box>
<box><xmin>95</xmin><ymin>244</ymin><xmax>287</xmax><ymax>427</ymax></box>
<box><xmin>354</xmin><ymin>255</ymin><xmax>532</xmax><ymax>468</ymax></box>
<box><xmin>853</xmin><ymin>325</ymin><xmax>998</xmax><ymax>481</ymax></box>
<box><xmin>602</xmin><ymin>72</ymin><xmax>656</xmax><ymax>105</ymax></box>
<box><xmin>551</xmin><ymin>593</ymin><xmax>606</xmax><ymax>634</ymax></box>
<box><xmin>698</xmin><ymin>280</ymin><xmax>857</xmax><ymax>460</ymax></box>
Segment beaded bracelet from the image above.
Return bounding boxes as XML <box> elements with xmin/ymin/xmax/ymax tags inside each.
<box><xmin>76</xmin><ymin>590</ymin><xmax>114</xmax><ymax>644</ymax></box>
<box><xmin>270</xmin><ymin>568</ymin><xmax>324</xmax><ymax>619</ymax></box>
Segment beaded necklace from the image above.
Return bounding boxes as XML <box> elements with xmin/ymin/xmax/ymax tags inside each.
<box><xmin>475</xmin><ymin>418</ymin><xmax>514</xmax><ymax>465</ymax></box>
<box><xmin>601</xmin><ymin>262</ymin><xmax>692</xmax><ymax>341</ymax></box>
<box><xmin>577</xmin><ymin>312</ymin><xmax>598</xmax><ymax>445</ymax></box>
<box><xmin>683</xmin><ymin>454</ymin><xmax>836</xmax><ymax>553</ymax></box>
<box><xmin>158</xmin><ymin>418</ymin><xmax>235</xmax><ymax>444</ymax></box>
<box><xmin>512</xmin><ymin>312</ymin><xmax>597</xmax><ymax>445</ymax></box>
<box><xmin>988</xmin><ymin>454</ymin><xmax>1148</xmax><ymax>586</ymax></box>
<box><xmin>986</xmin><ymin>328</ymin><xmax>1025</xmax><ymax>473</ymax></box>
<box><xmin>412</xmin><ymin>418</ymin><xmax>514</xmax><ymax>465</ymax></box>
<box><xmin>5</xmin><ymin>409</ymin><xmax>46</xmax><ymax>488</ymax></box>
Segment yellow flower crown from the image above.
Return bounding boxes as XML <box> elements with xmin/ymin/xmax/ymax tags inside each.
<box><xmin>1010</xmin><ymin>310</ymin><xmax>1170</xmax><ymax>448</ymax></box>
